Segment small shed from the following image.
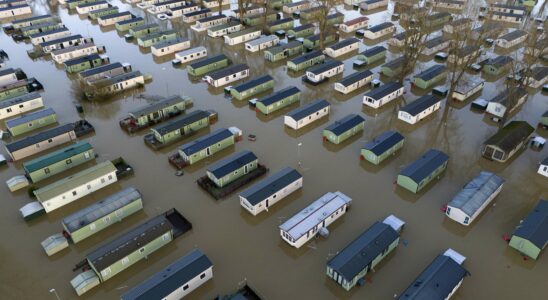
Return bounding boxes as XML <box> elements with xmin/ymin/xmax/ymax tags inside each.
<box><xmin>481</xmin><ymin>121</ymin><xmax>534</xmax><ymax>163</ymax></box>
<box><xmin>231</xmin><ymin>75</ymin><xmax>274</xmax><ymax>100</ymax></box>
<box><xmin>361</xmin><ymin>130</ymin><xmax>404</xmax><ymax>165</ymax></box>
<box><xmin>284</xmin><ymin>99</ymin><xmax>330</xmax><ymax>130</ymax></box>
<box><xmin>206</xmin><ymin>150</ymin><xmax>258</xmax><ymax>188</ymax></box>
<box><xmin>256</xmin><ymin>86</ymin><xmax>301</xmax><ymax>115</ymax></box>
<box><xmin>322</xmin><ymin>114</ymin><xmax>365</xmax><ymax>144</ymax></box>
<box><xmin>412</xmin><ymin>65</ymin><xmax>447</xmax><ymax>89</ymax></box>
<box><xmin>187</xmin><ymin>54</ymin><xmax>229</xmax><ymax>77</ymax></box>
<box><xmin>397</xmin><ymin>149</ymin><xmax>449</xmax><ymax>193</ymax></box>
<box><xmin>398</xmin><ymin>94</ymin><xmax>442</xmax><ymax>125</ymax></box>
<box><xmin>509</xmin><ymin>199</ymin><xmax>547</xmax><ymax>260</ymax></box>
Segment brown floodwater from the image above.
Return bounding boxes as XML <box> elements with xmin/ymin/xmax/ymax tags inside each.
<box><xmin>0</xmin><ymin>1</ymin><xmax>547</xmax><ymax>300</ymax></box>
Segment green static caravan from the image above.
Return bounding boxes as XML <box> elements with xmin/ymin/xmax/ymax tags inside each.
<box><xmin>19</xmin><ymin>22</ymin><xmax>64</xmax><ymax>38</ymax></box>
<box><xmin>119</xmin><ymin>95</ymin><xmax>191</xmax><ymax>133</ymax></box>
<box><xmin>230</xmin><ymin>75</ymin><xmax>274</xmax><ymax>100</ymax></box>
<box><xmin>381</xmin><ymin>56</ymin><xmax>405</xmax><ymax>77</ymax></box>
<box><xmin>483</xmin><ymin>55</ymin><xmax>513</xmax><ymax>76</ymax></box>
<box><xmin>66</xmin><ymin>0</ymin><xmax>99</xmax><ymax>10</ymax></box>
<box><xmin>361</xmin><ymin>130</ymin><xmax>404</xmax><ymax>165</ymax></box>
<box><xmin>5</xmin><ymin>107</ymin><xmax>57</xmax><ymax>137</ymax></box>
<box><xmin>299</xmin><ymin>6</ymin><xmax>323</xmax><ymax>20</ymax></box>
<box><xmin>206</xmin><ymin>150</ymin><xmax>258</xmax><ymax>188</ymax></box>
<box><xmin>128</xmin><ymin>23</ymin><xmax>160</xmax><ymax>39</ymax></box>
<box><xmin>0</xmin><ymin>78</ymin><xmax>42</xmax><ymax>101</ymax></box>
<box><xmin>256</xmin><ymin>86</ymin><xmax>301</xmax><ymax>115</ymax></box>
<box><xmin>267</xmin><ymin>18</ymin><xmax>294</xmax><ymax>34</ymax></box>
<box><xmin>137</xmin><ymin>30</ymin><xmax>177</xmax><ymax>48</ymax></box>
<box><xmin>23</xmin><ymin>141</ymin><xmax>95</xmax><ymax>183</ymax></box>
<box><xmin>267</xmin><ymin>0</ymin><xmax>291</xmax><ymax>9</ymax></box>
<box><xmin>412</xmin><ymin>65</ymin><xmax>447</xmax><ymax>89</ymax></box>
<box><xmin>326</xmin><ymin>12</ymin><xmax>344</xmax><ymax>25</ymax></box>
<box><xmin>264</xmin><ymin>41</ymin><xmax>304</xmax><ymax>62</ymax></box>
<box><xmin>397</xmin><ymin>149</ymin><xmax>449</xmax><ymax>193</ymax></box>
<box><xmin>303</xmin><ymin>33</ymin><xmax>338</xmax><ymax>50</ymax></box>
<box><xmin>10</xmin><ymin>14</ymin><xmax>59</xmax><ymax>30</ymax></box>
<box><xmin>145</xmin><ymin>110</ymin><xmax>214</xmax><ymax>149</ymax></box>
<box><xmin>243</xmin><ymin>13</ymin><xmax>277</xmax><ymax>26</ymax></box>
<box><xmin>115</xmin><ymin>16</ymin><xmax>144</xmax><ymax>32</ymax></box>
<box><xmin>425</xmin><ymin>11</ymin><xmax>452</xmax><ymax>27</ymax></box>
<box><xmin>356</xmin><ymin>46</ymin><xmax>387</xmax><ymax>65</ymax></box>
<box><xmin>287</xmin><ymin>23</ymin><xmax>315</xmax><ymax>38</ymax></box>
<box><xmin>64</xmin><ymin>54</ymin><xmax>109</xmax><ymax>74</ymax></box>
<box><xmin>509</xmin><ymin>199</ymin><xmax>547</xmax><ymax>260</ymax></box>
<box><xmin>287</xmin><ymin>50</ymin><xmax>325</xmax><ymax>72</ymax></box>
<box><xmin>88</xmin><ymin>6</ymin><xmax>120</xmax><ymax>20</ymax></box>
<box><xmin>322</xmin><ymin>114</ymin><xmax>365</xmax><ymax>145</ymax></box>
<box><xmin>70</xmin><ymin>209</ymin><xmax>192</xmax><ymax>296</ymax></box>
<box><xmin>187</xmin><ymin>54</ymin><xmax>230</xmax><ymax>77</ymax></box>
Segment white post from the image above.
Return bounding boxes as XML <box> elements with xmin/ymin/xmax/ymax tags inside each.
<box><xmin>297</xmin><ymin>142</ymin><xmax>302</xmax><ymax>166</ymax></box>
<box><xmin>49</xmin><ymin>289</ymin><xmax>60</xmax><ymax>300</ymax></box>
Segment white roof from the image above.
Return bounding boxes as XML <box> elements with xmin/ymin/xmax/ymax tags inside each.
<box><xmin>19</xmin><ymin>201</ymin><xmax>44</xmax><ymax>218</ymax></box>
<box><xmin>383</xmin><ymin>214</ymin><xmax>405</xmax><ymax>232</ymax></box>
<box><xmin>443</xmin><ymin>248</ymin><xmax>466</xmax><ymax>265</ymax></box>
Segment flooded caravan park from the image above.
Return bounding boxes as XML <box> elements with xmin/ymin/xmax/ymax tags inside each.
<box><xmin>0</xmin><ymin>1</ymin><xmax>547</xmax><ymax>300</ymax></box>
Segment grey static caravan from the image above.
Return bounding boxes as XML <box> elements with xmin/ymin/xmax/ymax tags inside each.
<box><xmin>40</xmin><ymin>35</ymin><xmax>91</xmax><ymax>53</ymax></box>
<box><xmin>489</xmin><ymin>3</ymin><xmax>527</xmax><ymax>15</ymax></box>
<box><xmin>162</xmin><ymin>3</ymin><xmax>200</xmax><ymax>19</ymax></box>
<box><xmin>339</xmin><ymin>16</ymin><xmax>369</xmax><ymax>33</ymax></box>
<box><xmin>363</xmin><ymin>22</ymin><xmax>395</xmax><ymax>39</ymax></box>
<box><xmin>76</xmin><ymin>1</ymin><xmax>109</xmax><ymax>15</ymax></box>
<box><xmin>191</xmin><ymin>14</ymin><xmax>229</xmax><ymax>32</ymax></box>
<box><xmin>443</xmin><ymin>18</ymin><xmax>472</xmax><ymax>34</ymax></box>
<box><xmin>305</xmin><ymin>60</ymin><xmax>344</xmax><ymax>84</ymax></box>
<box><xmin>207</xmin><ymin>21</ymin><xmax>242</xmax><ymax>38</ymax></box>
<box><xmin>283</xmin><ymin>1</ymin><xmax>311</xmax><ymax>14</ymax></box>
<box><xmin>87</xmin><ymin>71</ymin><xmax>145</xmax><ymax>97</ymax></box>
<box><xmin>240</xmin><ymin>167</ymin><xmax>303</xmax><ymax>216</ymax></box>
<box><xmin>151</xmin><ymin>37</ymin><xmax>190</xmax><ymax>57</ymax></box>
<box><xmin>146</xmin><ymin>0</ymin><xmax>186</xmax><ymax>15</ymax></box>
<box><xmin>421</xmin><ymin>36</ymin><xmax>450</xmax><ymax>56</ymax></box>
<box><xmin>489</xmin><ymin>12</ymin><xmax>524</xmax><ymax>24</ymax></box>
<box><xmin>398</xmin><ymin>94</ymin><xmax>442</xmax><ymax>125</ymax></box>
<box><xmin>0</xmin><ymin>5</ymin><xmax>32</xmax><ymax>19</ymax></box>
<box><xmin>284</xmin><ymin>99</ymin><xmax>330</xmax><ymax>130</ymax></box>
<box><xmin>175</xmin><ymin>46</ymin><xmax>207</xmax><ymax>64</ymax></box>
<box><xmin>496</xmin><ymin>30</ymin><xmax>528</xmax><ymax>49</ymax></box>
<box><xmin>182</xmin><ymin>8</ymin><xmax>212</xmax><ymax>23</ymax></box>
<box><xmin>224</xmin><ymin>27</ymin><xmax>262</xmax><ymax>46</ymax></box>
<box><xmin>324</xmin><ymin>38</ymin><xmax>360</xmax><ymax>58</ymax></box>
<box><xmin>51</xmin><ymin>43</ymin><xmax>99</xmax><ymax>64</ymax></box>
<box><xmin>335</xmin><ymin>70</ymin><xmax>373</xmax><ymax>94</ymax></box>
<box><xmin>452</xmin><ymin>78</ymin><xmax>484</xmax><ymax>101</ymax></box>
<box><xmin>245</xmin><ymin>35</ymin><xmax>280</xmax><ymax>52</ymax></box>
<box><xmin>447</xmin><ymin>45</ymin><xmax>480</xmax><ymax>65</ymax></box>
<box><xmin>30</xmin><ymin>28</ymin><xmax>71</xmax><ymax>45</ymax></box>
<box><xmin>433</xmin><ymin>0</ymin><xmax>465</xmax><ymax>10</ymax></box>
<box><xmin>360</xmin><ymin>0</ymin><xmax>388</xmax><ymax>11</ymax></box>
<box><xmin>0</xmin><ymin>68</ymin><xmax>25</xmax><ymax>86</ymax></box>
<box><xmin>0</xmin><ymin>92</ymin><xmax>43</xmax><ymax>120</ymax></box>
<box><xmin>203</xmin><ymin>64</ymin><xmax>250</xmax><ymax>88</ymax></box>
<box><xmin>362</xmin><ymin>81</ymin><xmax>404</xmax><ymax>109</ymax></box>
<box><xmin>79</xmin><ymin>62</ymin><xmax>132</xmax><ymax>84</ymax></box>
<box><xmin>9</xmin><ymin>14</ymin><xmax>57</xmax><ymax>29</ymax></box>
<box><xmin>98</xmin><ymin>12</ymin><xmax>133</xmax><ymax>27</ymax></box>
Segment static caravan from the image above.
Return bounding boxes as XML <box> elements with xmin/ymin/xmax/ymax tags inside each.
<box><xmin>481</xmin><ymin>121</ymin><xmax>534</xmax><ymax>163</ymax></box>
<box><xmin>0</xmin><ymin>4</ymin><xmax>32</xmax><ymax>19</ymax></box>
<box><xmin>362</xmin><ymin>81</ymin><xmax>404</xmax><ymax>109</ymax></box>
<box><xmin>146</xmin><ymin>0</ymin><xmax>186</xmax><ymax>15</ymax></box>
<box><xmin>527</xmin><ymin>67</ymin><xmax>548</xmax><ymax>89</ymax></box>
<box><xmin>245</xmin><ymin>35</ymin><xmax>280</xmax><ymax>52</ymax></box>
<box><xmin>206</xmin><ymin>150</ymin><xmax>258</xmax><ymax>188</ymax></box>
<box><xmin>398</xmin><ymin>94</ymin><xmax>442</xmax><ymax>124</ymax></box>
<box><xmin>76</xmin><ymin>1</ymin><xmax>109</xmax><ymax>15</ymax></box>
<box><xmin>360</xmin><ymin>0</ymin><xmax>388</xmax><ymax>11</ymax></box>
<box><xmin>446</xmin><ymin>172</ymin><xmax>504</xmax><ymax>226</ymax></box>
<box><xmin>433</xmin><ymin>0</ymin><xmax>465</xmax><ymax>10</ymax></box>
<box><xmin>85</xmin><ymin>71</ymin><xmax>145</xmax><ymax>98</ymax></box>
<box><xmin>146</xmin><ymin>110</ymin><xmax>213</xmax><ymax>147</ymax></box>
<box><xmin>489</xmin><ymin>3</ymin><xmax>527</xmax><ymax>15</ymax></box>
<box><xmin>324</xmin><ymin>38</ymin><xmax>360</xmax><ymax>58</ymax></box>
<box><xmin>452</xmin><ymin>78</ymin><xmax>484</xmax><ymax>101</ymax></box>
<box><xmin>0</xmin><ymin>92</ymin><xmax>43</xmax><ymax>120</ymax></box>
<box><xmin>287</xmin><ymin>50</ymin><xmax>325</xmax><ymax>72</ymax></box>
<box><xmin>287</xmin><ymin>23</ymin><xmax>315</xmax><ymax>38</ymax></box>
<box><xmin>509</xmin><ymin>199</ymin><xmax>547</xmax><ymax>260</ymax></box>
<box><xmin>88</xmin><ymin>6</ymin><xmax>119</xmax><ymax>20</ymax></box>
<box><xmin>447</xmin><ymin>45</ymin><xmax>480</xmax><ymax>65</ymax></box>
<box><xmin>266</xmin><ymin>0</ymin><xmax>291</xmax><ymax>10</ymax></box>
<box><xmin>496</xmin><ymin>30</ymin><xmax>528</xmax><ymax>49</ymax></box>
<box><xmin>115</xmin><ymin>17</ymin><xmax>144</xmax><ymax>32</ymax></box>
<box><xmin>322</xmin><ymin>114</ymin><xmax>365</xmax><ymax>144</ymax></box>
<box><xmin>282</xmin><ymin>1</ymin><xmax>311</xmax><ymax>14</ymax></box>
<box><xmin>39</xmin><ymin>34</ymin><xmax>90</xmax><ymax>53</ymax></box>
<box><xmin>29</xmin><ymin>28</ymin><xmax>71</xmax><ymax>45</ymax></box>
<box><xmin>70</xmin><ymin>209</ymin><xmax>192</xmax><ymax>296</ymax></box>
<box><xmin>398</xmin><ymin>249</ymin><xmax>469</xmax><ymax>299</ymax></box>
<box><xmin>175</xmin><ymin>46</ymin><xmax>207</xmax><ymax>64</ymax></box>
<box><xmin>397</xmin><ymin>149</ymin><xmax>449</xmax><ymax>193</ymax></box>
<box><xmin>256</xmin><ymin>86</ymin><xmax>301</xmax><ymax>115</ymax></box>
<box><xmin>32</xmin><ymin>161</ymin><xmax>117</xmax><ymax>213</ymax></box>
<box><xmin>204</xmin><ymin>64</ymin><xmax>249</xmax><ymax>88</ymax></box>
<box><xmin>335</xmin><ymin>70</ymin><xmax>373</xmax><ymax>94</ymax></box>
<box><xmin>230</xmin><ymin>75</ymin><xmax>274</xmax><ymax>100</ymax></box>
<box><xmin>363</xmin><ymin>22</ymin><xmax>395</xmax><ymax>40</ymax></box>
<box><xmin>19</xmin><ymin>21</ymin><xmax>63</xmax><ymax>38</ymax></box>
<box><xmin>119</xmin><ymin>95</ymin><xmax>190</xmax><ymax>133</ymax></box>
<box><xmin>243</xmin><ymin>13</ymin><xmax>277</xmax><ymax>26</ymax></box>
<box><xmin>240</xmin><ymin>167</ymin><xmax>303</xmax><ymax>216</ymax></box>
<box><xmin>284</xmin><ymin>99</ymin><xmax>330</xmax><ymax>130</ymax></box>
<box><xmin>6</xmin><ymin>107</ymin><xmax>57</xmax><ymax>137</ymax></box>
<box><xmin>175</xmin><ymin>127</ymin><xmax>240</xmax><ymax>166</ymax></box>
<box><xmin>191</xmin><ymin>14</ymin><xmax>228</xmax><ymax>32</ymax></box>
<box><xmin>4</xmin><ymin>124</ymin><xmax>77</xmax><ymax>161</ymax></box>
<box><xmin>135</xmin><ymin>0</ymin><xmax>155</xmax><ymax>9</ymax></box>
<box><xmin>344</xmin><ymin>0</ymin><xmax>361</xmax><ymax>4</ymax></box>
<box><xmin>326</xmin><ymin>12</ymin><xmax>344</xmax><ymax>26</ymax></box>
<box><xmin>207</xmin><ymin>21</ymin><xmax>242</xmax><ymax>38</ymax></box>
<box><xmin>421</xmin><ymin>36</ymin><xmax>450</xmax><ymax>56</ymax></box>
<box><xmin>182</xmin><ymin>8</ymin><xmax>212</xmax><ymax>24</ymax></box>
<box><xmin>51</xmin><ymin>43</ymin><xmax>99</xmax><ymax>64</ymax></box>
<box><xmin>137</xmin><ymin>30</ymin><xmax>177</xmax><ymax>48</ymax></box>
<box><xmin>381</xmin><ymin>57</ymin><xmax>405</xmax><ymax>77</ymax></box>
<box><xmin>0</xmin><ymin>67</ymin><xmax>26</xmax><ymax>85</ymax></box>
<box><xmin>66</xmin><ymin>0</ymin><xmax>98</xmax><ymax>10</ymax></box>
<box><xmin>443</xmin><ymin>17</ymin><xmax>472</xmax><ymax>34</ymax></box>
<box><xmin>224</xmin><ymin>27</ymin><xmax>262</xmax><ymax>46</ymax></box>
<box><xmin>151</xmin><ymin>37</ymin><xmax>190</xmax><ymax>57</ymax></box>
<box><xmin>187</xmin><ymin>54</ymin><xmax>229</xmax><ymax>77</ymax></box>
<box><xmin>0</xmin><ymin>78</ymin><xmax>41</xmax><ymax>101</ymax></box>
<box><xmin>305</xmin><ymin>60</ymin><xmax>344</xmax><ymax>84</ymax></box>
<box><xmin>412</xmin><ymin>65</ymin><xmax>447</xmax><ymax>89</ymax></box>
<box><xmin>327</xmin><ymin>216</ymin><xmax>404</xmax><ymax>291</ymax></box>
<box><xmin>23</xmin><ymin>141</ymin><xmax>95</xmax><ymax>183</ymax></box>
<box><xmin>162</xmin><ymin>3</ymin><xmax>200</xmax><ymax>19</ymax></box>
<box><xmin>485</xmin><ymin>88</ymin><xmax>527</xmax><ymax>119</ymax></box>
<box><xmin>361</xmin><ymin>130</ymin><xmax>405</xmax><ymax>165</ymax></box>
<box><xmin>128</xmin><ymin>24</ymin><xmax>160</xmax><ymax>39</ymax></box>
<box><xmin>267</xmin><ymin>18</ymin><xmax>294</xmax><ymax>34</ymax></box>
<box><xmin>279</xmin><ymin>191</ymin><xmax>352</xmax><ymax>248</ymax></box>
<box><xmin>387</xmin><ymin>31</ymin><xmax>415</xmax><ymax>47</ymax></box>
<box><xmin>9</xmin><ymin>14</ymin><xmax>57</xmax><ymax>30</ymax></box>
<box><xmin>264</xmin><ymin>41</ymin><xmax>304</xmax><ymax>62</ymax></box>
<box><xmin>471</xmin><ymin>23</ymin><xmax>503</xmax><ymax>40</ymax></box>
<box><xmin>303</xmin><ymin>33</ymin><xmax>337</xmax><ymax>50</ymax></box>
<box><xmin>121</xmin><ymin>249</ymin><xmax>213</xmax><ymax>300</ymax></box>
<box><xmin>98</xmin><ymin>12</ymin><xmax>133</xmax><ymax>27</ymax></box>
<box><xmin>489</xmin><ymin>11</ymin><xmax>524</xmax><ymax>23</ymax></box>
<box><xmin>356</xmin><ymin>46</ymin><xmax>386</xmax><ymax>65</ymax></box>
<box><xmin>340</xmin><ymin>16</ymin><xmax>369</xmax><ymax>33</ymax></box>
<box><xmin>80</xmin><ymin>62</ymin><xmax>132</xmax><ymax>84</ymax></box>
<box><xmin>425</xmin><ymin>11</ymin><xmax>452</xmax><ymax>27</ymax></box>
<box><xmin>64</xmin><ymin>54</ymin><xmax>109</xmax><ymax>74</ymax></box>
<box><xmin>202</xmin><ymin>0</ymin><xmax>229</xmax><ymax>8</ymax></box>
<box><xmin>231</xmin><ymin>4</ymin><xmax>264</xmax><ymax>18</ymax></box>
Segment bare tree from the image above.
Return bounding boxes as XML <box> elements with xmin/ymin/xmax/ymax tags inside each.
<box><xmin>237</xmin><ymin>0</ymin><xmax>253</xmax><ymax>23</ymax></box>
<box><xmin>308</xmin><ymin>0</ymin><xmax>341</xmax><ymax>50</ymax></box>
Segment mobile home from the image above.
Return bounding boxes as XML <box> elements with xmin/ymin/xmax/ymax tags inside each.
<box><xmin>433</xmin><ymin>0</ymin><xmax>465</xmax><ymax>10</ymax></box>
<box><xmin>182</xmin><ymin>8</ymin><xmax>212</xmax><ymax>23</ymax></box>
<box><xmin>40</xmin><ymin>34</ymin><xmax>90</xmax><ymax>53</ymax></box>
<box><xmin>324</xmin><ymin>38</ymin><xmax>360</xmax><ymax>58</ymax></box>
<box><xmin>443</xmin><ymin>17</ymin><xmax>472</xmax><ymax>34</ymax></box>
<box><xmin>9</xmin><ymin>14</ymin><xmax>57</xmax><ymax>30</ymax></box>
<box><xmin>187</xmin><ymin>54</ymin><xmax>229</xmax><ymax>77</ymax></box>
<box><xmin>19</xmin><ymin>22</ymin><xmax>63</xmax><ymax>38</ymax></box>
<box><xmin>174</xmin><ymin>127</ymin><xmax>241</xmax><ymax>167</ymax></box>
<box><xmin>203</xmin><ymin>64</ymin><xmax>249</xmax><ymax>88</ymax></box>
<box><xmin>264</xmin><ymin>41</ymin><xmax>304</xmax><ymax>62</ymax></box>
<box><xmin>64</xmin><ymin>54</ymin><xmax>109</xmax><ymax>74</ymax></box>
<box><xmin>245</xmin><ymin>35</ymin><xmax>280</xmax><ymax>52</ymax></box>
<box><xmin>146</xmin><ymin>110</ymin><xmax>214</xmax><ymax>148</ymax></box>
<box><xmin>362</xmin><ymin>81</ymin><xmax>404</xmax><ymax>109</ymax></box>
<box><xmin>191</xmin><ymin>14</ymin><xmax>228</xmax><ymax>32</ymax></box>
<box><xmin>151</xmin><ymin>37</ymin><xmax>190</xmax><ymax>57</ymax></box>
<box><xmin>76</xmin><ymin>1</ymin><xmax>109</xmax><ymax>15</ymax></box>
<box><xmin>0</xmin><ymin>67</ymin><xmax>26</xmax><ymax>85</ymax></box>
<box><xmin>356</xmin><ymin>46</ymin><xmax>386</xmax><ymax>65</ymax></box>
<box><xmin>0</xmin><ymin>78</ymin><xmax>42</xmax><ymax>101</ymax></box>
<box><xmin>412</xmin><ymin>65</ymin><xmax>447</xmax><ymax>89</ymax></box>
<box><xmin>452</xmin><ymin>78</ymin><xmax>484</xmax><ymax>101</ymax></box>
<box><xmin>287</xmin><ymin>23</ymin><xmax>315</xmax><ymax>38</ymax></box>
<box><xmin>230</xmin><ymin>75</ymin><xmax>274</xmax><ymax>100</ymax></box>
<box><xmin>119</xmin><ymin>95</ymin><xmax>190</xmax><ymax>133</ymax></box>
<box><xmin>339</xmin><ymin>16</ymin><xmax>369</xmax><ymax>33</ymax></box>
<box><xmin>256</xmin><ymin>86</ymin><xmax>301</xmax><ymax>115</ymax></box>
<box><xmin>79</xmin><ymin>62</ymin><xmax>132</xmax><ymax>84</ymax></box>
<box><xmin>361</xmin><ymin>130</ymin><xmax>405</xmax><ymax>165</ymax></box>
<box><xmin>115</xmin><ymin>17</ymin><xmax>144</xmax><ymax>32</ymax></box>
<box><xmin>6</xmin><ymin>107</ymin><xmax>57</xmax><ymax>137</ymax></box>
<box><xmin>267</xmin><ymin>18</ymin><xmax>294</xmax><ymax>34</ymax></box>
<box><xmin>508</xmin><ymin>199</ymin><xmax>547</xmax><ymax>260</ymax></box>
<box><xmin>380</xmin><ymin>56</ymin><xmax>405</xmax><ymax>77</ymax></box>
<box><xmin>303</xmin><ymin>33</ymin><xmax>337</xmax><ymax>50</ymax></box>
<box><xmin>527</xmin><ymin>67</ymin><xmax>548</xmax><ymax>89</ymax></box>
<box><xmin>425</xmin><ymin>11</ymin><xmax>452</xmax><ymax>27</ymax></box>
<box><xmin>30</xmin><ymin>28</ymin><xmax>71</xmax><ymax>45</ymax></box>
<box><xmin>128</xmin><ymin>24</ymin><xmax>160</xmax><ymax>39</ymax></box>
<box><xmin>163</xmin><ymin>3</ymin><xmax>200</xmax><ymax>19</ymax></box>
<box><xmin>284</xmin><ymin>99</ymin><xmax>330</xmax><ymax>130</ymax></box>
<box><xmin>485</xmin><ymin>88</ymin><xmax>527</xmax><ymax>119</ymax></box>
<box><xmin>496</xmin><ymin>30</ymin><xmax>528</xmax><ymax>49</ymax></box>
<box><xmin>51</xmin><ymin>43</ymin><xmax>100</xmax><ymax>64</ymax></box>
<box><xmin>489</xmin><ymin>3</ymin><xmax>527</xmax><ymax>15</ymax></box>
<box><xmin>489</xmin><ymin>11</ymin><xmax>524</xmax><ymax>24</ymax></box>
<box><xmin>207</xmin><ymin>21</ymin><xmax>242</xmax><ymax>38</ymax></box>
<box><xmin>363</xmin><ymin>22</ymin><xmax>395</xmax><ymax>40</ymax></box>
<box><xmin>224</xmin><ymin>27</ymin><xmax>262</xmax><ymax>46</ymax></box>
<box><xmin>98</xmin><ymin>11</ymin><xmax>133</xmax><ymax>27</ymax></box>
<box><xmin>305</xmin><ymin>60</ymin><xmax>344</xmax><ymax>84</ymax></box>
<box><xmin>146</xmin><ymin>0</ymin><xmax>186</xmax><ymax>15</ymax></box>
<box><xmin>85</xmin><ymin>71</ymin><xmax>145</xmax><ymax>98</ymax></box>
<box><xmin>0</xmin><ymin>92</ymin><xmax>43</xmax><ymax>120</ymax></box>
<box><xmin>481</xmin><ymin>121</ymin><xmax>534</xmax><ymax>163</ymax></box>
<box><xmin>88</xmin><ymin>6</ymin><xmax>119</xmax><ymax>20</ymax></box>
<box><xmin>397</xmin><ymin>149</ymin><xmax>449</xmax><ymax>193</ymax></box>
<box><xmin>287</xmin><ymin>50</ymin><xmax>325</xmax><ymax>72</ymax></box>
<box><xmin>335</xmin><ymin>70</ymin><xmax>373</xmax><ymax>94</ymax></box>
<box><xmin>360</xmin><ymin>0</ymin><xmax>388</xmax><ymax>11</ymax></box>
<box><xmin>0</xmin><ymin>4</ymin><xmax>31</xmax><ymax>19</ymax></box>
<box><xmin>244</xmin><ymin>13</ymin><xmax>277</xmax><ymax>26</ymax></box>
<box><xmin>206</xmin><ymin>150</ymin><xmax>258</xmax><ymax>188</ymax></box>
<box><xmin>421</xmin><ymin>36</ymin><xmax>450</xmax><ymax>56</ymax></box>
<box><xmin>175</xmin><ymin>46</ymin><xmax>207</xmax><ymax>64</ymax></box>
<box><xmin>137</xmin><ymin>30</ymin><xmax>177</xmax><ymax>48</ymax></box>
<box><xmin>398</xmin><ymin>94</ymin><xmax>442</xmax><ymax>124</ymax></box>
<box><xmin>447</xmin><ymin>45</ymin><xmax>480</xmax><ymax>65</ymax></box>
<box><xmin>282</xmin><ymin>1</ymin><xmax>311</xmax><ymax>14</ymax></box>
<box><xmin>322</xmin><ymin>114</ymin><xmax>365</xmax><ymax>144</ymax></box>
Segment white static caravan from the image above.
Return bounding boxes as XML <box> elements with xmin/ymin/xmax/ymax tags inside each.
<box><xmin>398</xmin><ymin>94</ymin><xmax>442</xmax><ymax>125</ymax></box>
<box><xmin>434</xmin><ymin>0</ymin><xmax>465</xmax><ymax>10</ymax></box>
<box><xmin>344</xmin><ymin>0</ymin><xmax>361</xmax><ymax>5</ymax></box>
<box><xmin>360</xmin><ymin>0</ymin><xmax>388</xmax><ymax>11</ymax></box>
<box><xmin>284</xmin><ymin>99</ymin><xmax>331</xmax><ymax>130</ymax></box>
<box><xmin>151</xmin><ymin>37</ymin><xmax>190</xmax><ymax>57</ymax></box>
<box><xmin>421</xmin><ymin>36</ymin><xmax>450</xmax><ymax>56</ymax></box>
<box><xmin>485</xmin><ymin>89</ymin><xmax>527</xmax><ymax>119</ymax></box>
<box><xmin>306</xmin><ymin>60</ymin><xmax>344</xmax><ymax>84</ymax></box>
<box><xmin>527</xmin><ymin>67</ymin><xmax>548</xmax><ymax>89</ymax></box>
<box><xmin>231</xmin><ymin>5</ymin><xmax>264</xmax><ymax>18</ymax></box>
<box><xmin>538</xmin><ymin>158</ymin><xmax>548</xmax><ymax>178</ymax></box>
<box><xmin>496</xmin><ymin>30</ymin><xmax>528</xmax><ymax>49</ymax></box>
<box><xmin>489</xmin><ymin>12</ymin><xmax>524</xmax><ymax>24</ymax></box>
<box><xmin>182</xmin><ymin>9</ymin><xmax>212</xmax><ymax>23</ymax></box>
<box><xmin>240</xmin><ymin>167</ymin><xmax>303</xmax><ymax>216</ymax></box>
<box><xmin>279</xmin><ymin>191</ymin><xmax>352</xmax><ymax>248</ymax></box>
<box><xmin>245</xmin><ymin>35</ymin><xmax>279</xmax><ymax>52</ymax></box>
<box><xmin>362</xmin><ymin>82</ymin><xmax>404</xmax><ymax>109</ymax></box>
<box><xmin>335</xmin><ymin>70</ymin><xmax>373</xmax><ymax>94</ymax></box>
<box><xmin>32</xmin><ymin>161</ymin><xmax>118</xmax><ymax>213</ymax></box>
<box><xmin>446</xmin><ymin>172</ymin><xmax>504</xmax><ymax>226</ymax></box>
<box><xmin>0</xmin><ymin>68</ymin><xmax>24</xmax><ymax>85</ymax></box>
<box><xmin>339</xmin><ymin>16</ymin><xmax>369</xmax><ymax>33</ymax></box>
<box><xmin>204</xmin><ymin>64</ymin><xmax>249</xmax><ymax>88</ymax></box>
<box><xmin>283</xmin><ymin>1</ymin><xmax>311</xmax><ymax>14</ymax></box>
<box><xmin>76</xmin><ymin>1</ymin><xmax>109</xmax><ymax>15</ymax></box>
<box><xmin>40</xmin><ymin>35</ymin><xmax>90</xmax><ymax>53</ymax></box>
<box><xmin>30</xmin><ymin>28</ymin><xmax>71</xmax><ymax>45</ymax></box>
<box><xmin>191</xmin><ymin>14</ymin><xmax>228</xmax><ymax>32</ymax></box>
<box><xmin>0</xmin><ymin>92</ymin><xmax>43</xmax><ymax>120</ymax></box>
<box><xmin>363</xmin><ymin>22</ymin><xmax>395</xmax><ymax>40</ymax></box>
<box><xmin>146</xmin><ymin>0</ymin><xmax>186</xmax><ymax>15</ymax></box>
<box><xmin>51</xmin><ymin>43</ymin><xmax>99</xmax><ymax>64</ymax></box>
<box><xmin>207</xmin><ymin>22</ymin><xmax>242</xmax><ymax>38</ymax></box>
<box><xmin>324</xmin><ymin>38</ymin><xmax>360</xmax><ymax>58</ymax></box>
<box><xmin>224</xmin><ymin>28</ymin><xmax>262</xmax><ymax>46</ymax></box>
<box><xmin>489</xmin><ymin>3</ymin><xmax>527</xmax><ymax>15</ymax></box>
<box><xmin>0</xmin><ymin>5</ymin><xmax>32</xmax><ymax>19</ymax></box>
<box><xmin>161</xmin><ymin>3</ymin><xmax>199</xmax><ymax>19</ymax></box>
<box><xmin>135</xmin><ymin>0</ymin><xmax>155</xmax><ymax>9</ymax></box>
<box><xmin>175</xmin><ymin>46</ymin><xmax>207</xmax><ymax>64</ymax></box>
<box><xmin>443</xmin><ymin>18</ymin><xmax>472</xmax><ymax>34</ymax></box>
<box><xmin>89</xmin><ymin>71</ymin><xmax>145</xmax><ymax>96</ymax></box>
<box><xmin>203</xmin><ymin>0</ymin><xmax>229</xmax><ymax>8</ymax></box>
<box><xmin>98</xmin><ymin>12</ymin><xmax>133</xmax><ymax>27</ymax></box>
<box><xmin>452</xmin><ymin>79</ymin><xmax>484</xmax><ymax>101</ymax></box>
